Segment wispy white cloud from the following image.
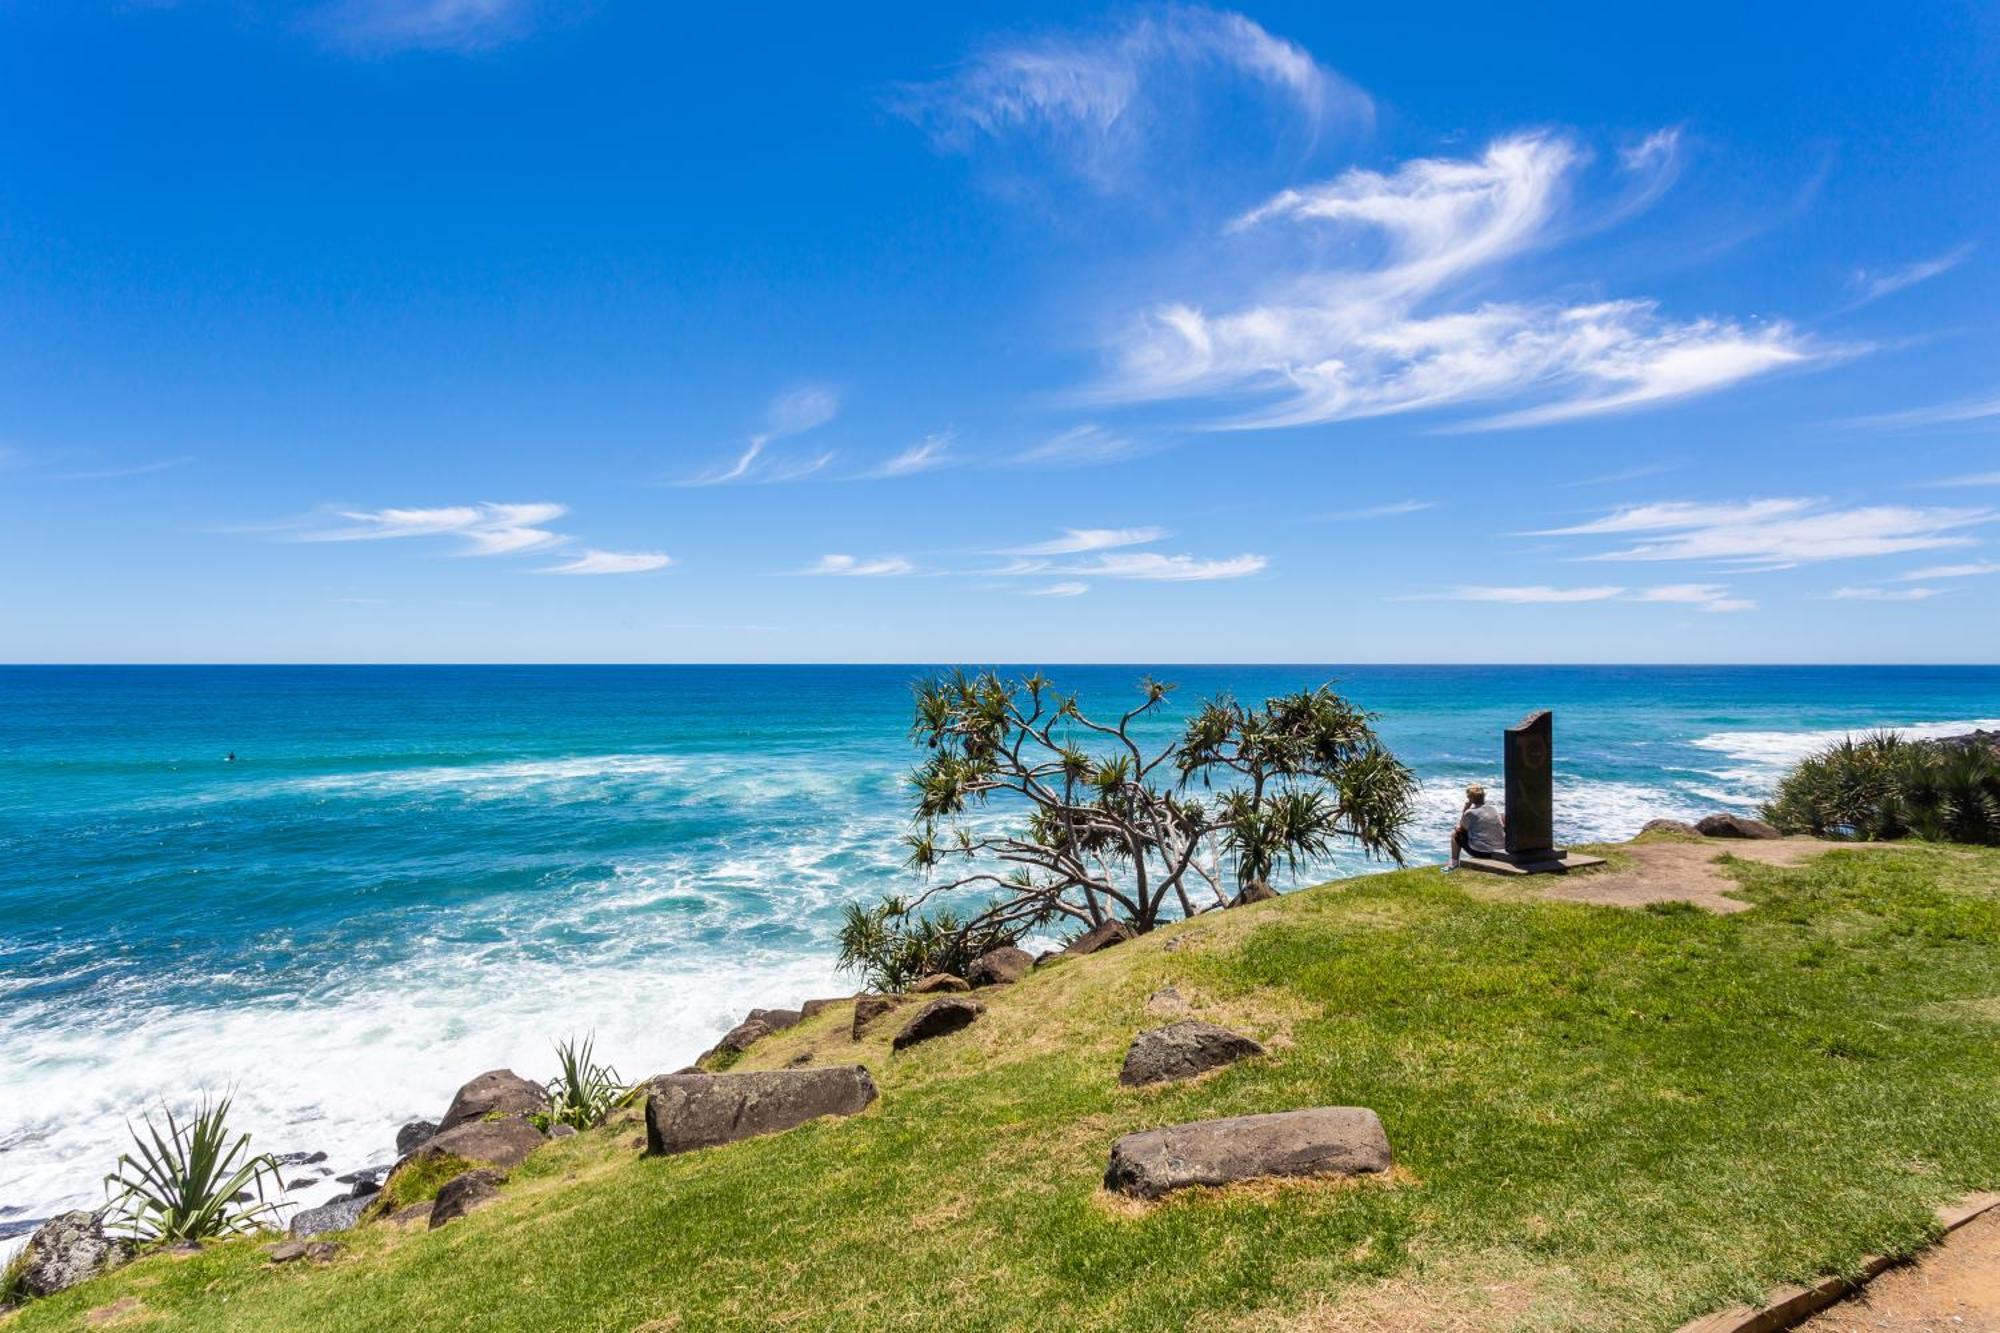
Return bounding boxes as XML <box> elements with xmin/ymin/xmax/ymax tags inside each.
<box><xmin>539</xmin><ymin>550</ymin><xmax>672</xmax><ymax>576</ymax></box>
<box><xmin>1629</xmin><ymin>583</ymin><xmax>1756</xmax><ymax>613</ymax></box>
<box><xmin>1533</xmin><ymin>498</ymin><xmax>1992</xmax><ymax>569</ymax></box>
<box><xmin>1103</xmin><ymin>131</ymin><xmax>1816</xmax><ymax>430</ymax></box>
<box><xmin>1443</xmin><ymin>585</ymin><xmax>1626</xmax><ymax>604</ymax></box>
<box><xmin>1849</xmin><ymin>242</ymin><xmax>1974</xmax><ymax>307</ymax></box>
<box><xmin>1829</xmin><ymin>585</ymin><xmax>1944</xmax><ymax>602</ymax></box>
<box><xmin>300</xmin><ymin>502</ymin><xmax>570</xmax><ymax>555</ymax></box>
<box><xmin>1323</xmin><ymin>499</ymin><xmax>1434</xmax><ymax>519</ymax></box>
<box><xmin>1434</xmin><ymin>582</ymin><xmax>1752</xmax><ymax>610</ymax></box>
<box><xmin>310</xmin><ymin>0</ymin><xmax>536</xmax><ymax>54</ymax></box>
<box><xmin>1026</xmin><ymin>581</ymin><xmax>1091</xmax><ymax>597</ymax></box>
<box><xmin>684</xmin><ymin>387</ymin><xmax>841</xmax><ymax>486</ymax></box>
<box><xmin>801</xmin><ymin>554</ymin><xmax>917</xmax><ymax>577</ymax></box>
<box><xmin>49</xmin><ymin>456</ymin><xmax>194</xmax><ymax>481</ymax></box>
<box><xmin>1894</xmin><ymin>562</ymin><xmax>1999</xmax><ymax>580</ymax></box>
<box><xmin>997</xmin><ymin>551</ymin><xmax>1265</xmax><ymax>581</ymax></box>
<box><xmin>894</xmin><ymin>7</ymin><xmax>1370</xmax><ymax>187</ymax></box>
<box><xmin>1921</xmin><ymin>471</ymin><xmax>2000</xmax><ymax>487</ymax></box>
<box><xmin>1848</xmin><ymin>393</ymin><xmax>2000</xmax><ymax>432</ymax></box>
<box><xmin>1011</xmin><ymin>423</ymin><xmax>1140</xmax><ymax>467</ymax></box>
<box><xmin>997</xmin><ymin>526</ymin><xmax>1167</xmax><ymax>556</ymax></box>
<box><xmin>862</xmin><ymin>432</ymin><xmax>954</xmax><ymax>479</ymax></box>
<box><xmin>1560</xmin><ymin>460</ymin><xmax>1682</xmax><ymax>488</ymax></box>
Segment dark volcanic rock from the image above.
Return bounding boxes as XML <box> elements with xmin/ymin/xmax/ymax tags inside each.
<box><xmin>1696</xmin><ymin>813</ymin><xmax>1782</xmax><ymax>840</ymax></box>
<box><xmin>265</xmin><ymin>1239</ymin><xmax>339</xmax><ymax>1265</ymax></box>
<box><xmin>1229</xmin><ymin>880</ymin><xmax>1279</xmax><ymax>907</ymax></box>
<box><xmin>429</xmin><ymin>1169</ymin><xmax>507</xmax><ymax>1229</ymax></box>
<box><xmin>396</xmin><ymin>1120</ymin><xmax>439</xmax><ymax>1155</ymax></box>
<box><xmin>405</xmin><ymin>1117</ymin><xmax>546</xmax><ymax>1171</ymax></box>
<box><xmin>438</xmin><ymin>1070</ymin><xmax>546</xmax><ymax>1132</ymax></box>
<box><xmin>892</xmin><ymin>996</ymin><xmax>984</xmax><ymax>1050</ymax></box>
<box><xmin>644</xmin><ymin>1066</ymin><xmax>879</xmax><ymax>1156</ymax></box>
<box><xmin>1640</xmin><ymin>818</ymin><xmax>1702</xmax><ymax>837</ymax></box>
<box><xmin>850</xmin><ymin>994</ymin><xmax>903</xmax><ymax>1040</ymax></box>
<box><xmin>1104</xmin><ymin>1107</ymin><xmax>1392</xmax><ymax>1199</ymax></box>
<box><xmin>966</xmin><ymin>946</ymin><xmax>1033</xmax><ymax>988</ymax></box>
<box><xmin>549</xmin><ymin>1124</ymin><xmax>579</xmax><ymax>1139</ymax></box>
<box><xmin>800</xmin><ymin>996</ymin><xmax>851</xmax><ymax>1020</ymax></box>
<box><xmin>273</xmin><ymin>1150</ymin><xmax>328</xmax><ymax>1167</ymax></box>
<box><xmin>747</xmin><ymin>1007</ymin><xmax>802</xmax><ymax>1032</ymax></box>
<box><xmin>707</xmin><ymin>1018</ymin><xmax>773</xmax><ymax>1058</ymax></box>
<box><xmin>909</xmin><ymin>973</ymin><xmax>971</xmax><ymax>994</ymax></box>
<box><xmin>1064</xmin><ymin>919</ymin><xmax>1135</xmax><ymax>957</ymax></box>
<box><xmin>335</xmin><ymin>1165</ymin><xmax>390</xmax><ymax>1197</ymax></box>
<box><xmin>7</xmin><ymin>1212</ymin><xmax>136</xmax><ymax>1299</ymax></box>
<box><xmin>289</xmin><ymin>1194</ymin><xmax>370</xmax><ymax>1239</ymax></box>
<box><xmin>1119</xmin><ymin>1021</ymin><xmax>1265</xmax><ymax>1087</ymax></box>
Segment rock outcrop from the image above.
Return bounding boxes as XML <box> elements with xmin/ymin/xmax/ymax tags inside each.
<box><xmin>1640</xmin><ymin>818</ymin><xmax>1702</xmax><ymax>837</ymax></box>
<box><xmin>966</xmin><ymin>947</ymin><xmax>1033</xmax><ymax>988</ymax></box>
<box><xmin>1119</xmin><ymin>1021</ymin><xmax>1264</xmax><ymax>1087</ymax></box>
<box><xmin>892</xmin><ymin>997</ymin><xmax>984</xmax><ymax>1050</ymax></box>
<box><xmin>395</xmin><ymin>1120</ymin><xmax>439</xmax><ymax>1155</ymax></box>
<box><xmin>909</xmin><ymin>973</ymin><xmax>971</xmax><ymax>994</ymax></box>
<box><xmin>644</xmin><ymin>1067</ymin><xmax>879</xmax><ymax>1156</ymax></box>
<box><xmin>747</xmin><ymin>1008</ymin><xmax>802</xmax><ymax>1032</ymax></box>
<box><xmin>5</xmin><ymin>1212</ymin><xmax>135</xmax><ymax>1300</ymax></box>
<box><xmin>1103</xmin><ymin>1107</ymin><xmax>1392</xmax><ymax>1198</ymax></box>
<box><xmin>405</xmin><ymin>1117</ymin><xmax>545</xmax><ymax>1171</ymax></box>
<box><xmin>429</xmin><ymin>1169</ymin><xmax>507</xmax><ymax>1229</ymax></box>
<box><xmin>289</xmin><ymin>1194</ymin><xmax>370</xmax><ymax>1239</ymax></box>
<box><xmin>1229</xmin><ymin>880</ymin><xmax>1279</xmax><ymax>907</ymax></box>
<box><xmin>850</xmin><ymin>994</ymin><xmax>903</xmax><ymax>1040</ymax></box>
<box><xmin>800</xmin><ymin>996</ymin><xmax>850</xmax><ymax>1020</ymax></box>
<box><xmin>706</xmin><ymin>1018</ymin><xmax>774</xmax><ymax>1059</ymax></box>
<box><xmin>1696</xmin><ymin>813</ymin><xmax>1782</xmax><ymax>840</ymax></box>
<box><xmin>438</xmin><ymin>1070</ymin><xmax>546</xmax><ymax>1133</ymax></box>
<box><xmin>1064</xmin><ymin>919</ymin><xmax>1135</xmax><ymax>957</ymax></box>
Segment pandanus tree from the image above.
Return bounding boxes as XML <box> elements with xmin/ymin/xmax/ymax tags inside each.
<box><xmin>837</xmin><ymin>671</ymin><xmax>1415</xmax><ymax>988</ymax></box>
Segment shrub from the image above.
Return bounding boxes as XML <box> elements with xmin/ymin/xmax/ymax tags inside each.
<box><xmin>374</xmin><ymin>1153</ymin><xmax>476</xmax><ymax>1214</ymax></box>
<box><xmin>1764</xmin><ymin>733</ymin><xmax>2000</xmax><ymax>845</ymax></box>
<box><xmin>837</xmin><ymin>899</ymin><xmax>1023</xmax><ymax>993</ymax></box>
<box><xmin>546</xmin><ymin>1034</ymin><xmax>626</xmax><ymax>1131</ymax></box>
<box><xmin>102</xmin><ymin>1094</ymin><xmax>282</xmax><ymax>1243</ymax></box>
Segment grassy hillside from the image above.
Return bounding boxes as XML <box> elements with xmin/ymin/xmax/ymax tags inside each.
<box><xmin>9</xmin><ymin>840</ymin><xmax>2000</xmax><ymax>1331</ymax></box>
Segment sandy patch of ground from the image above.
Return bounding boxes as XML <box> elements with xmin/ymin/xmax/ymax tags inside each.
<box><xmin>1503</xmin><ymin>838</ymin><xmax>1889</xmax><ymax>915</ymax></box>
<box><xmin>1798</xmin><ymin>1208</ymin><xmax>2000</xmax><ymax>1332</ymax></box>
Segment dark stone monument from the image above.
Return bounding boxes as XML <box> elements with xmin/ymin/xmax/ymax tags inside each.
<box><xmin>1460</xmin><ymin>709</ymin><xmax>1605</xmax><ymax>877</ymax></box>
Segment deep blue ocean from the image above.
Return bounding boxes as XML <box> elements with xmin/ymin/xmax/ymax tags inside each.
<box><xmin>4</xmin><ymin>664</ymin><xmax>1998</xmax><ymax>1236</ymax></box>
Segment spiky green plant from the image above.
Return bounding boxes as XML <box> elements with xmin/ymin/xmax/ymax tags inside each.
<box><xmin>545</xmin><ymin>1035</ymin><xmax>626</xmax><ymax>1131</ymax></box>
<box><xmin>103</xmin><ymin>1094</ymin><xmax>282</xmax><ymax>1243</ymax></box>
<box><xmin>836</xmin><ymin>896</ymin><xmax>1027</xmax><ymax>992</ymax></box>
<box><xmin>1763</xmin><ymin>732</ymin><xmax>2000</xmax><ymax>845</ymax></box>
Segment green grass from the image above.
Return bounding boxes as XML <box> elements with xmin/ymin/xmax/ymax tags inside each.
<box><xmin>9</xmin><ymin>844</ymin><xmax>2000</xmax><ymax>1331</ymax></box>
<box><xmin>372</xmin><ymin>1153</ymin><xmax>477</xmax><ymax>1215</ymax></box>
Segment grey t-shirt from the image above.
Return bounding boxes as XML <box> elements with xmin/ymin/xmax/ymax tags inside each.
<box><xmin>1458</xmin><ymin>803</ymin><xmax>1504</xmax><ymax>854</ymax></box>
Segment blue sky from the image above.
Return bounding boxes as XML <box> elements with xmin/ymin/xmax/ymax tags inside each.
<box><xmin>1</xmin><ymin>1</ymin><xmax>1997</xmax><ymax>663</ymax></box>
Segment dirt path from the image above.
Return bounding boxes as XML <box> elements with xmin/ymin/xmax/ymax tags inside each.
<box><xmin>1797</xmin><ymin>1208</ymin><xmax>2000</xmax><ymax>1332</ymax></box>
<box><xmin>1509</xmin><ymin>838</ymin><xmax>1889</xmax><ymax>915</ymax></box>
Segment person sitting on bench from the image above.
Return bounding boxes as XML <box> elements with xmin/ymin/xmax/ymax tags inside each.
<box><xmin>1450</xmin><ymin>784</ymin><xmax>1505</xmax><ymax>868</ymax></box>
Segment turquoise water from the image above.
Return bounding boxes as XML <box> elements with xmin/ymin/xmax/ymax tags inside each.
<box><xmin>3</xmin><ymin>664</ymin><xmax>1997</xmax><ymax>1232</ymax></box>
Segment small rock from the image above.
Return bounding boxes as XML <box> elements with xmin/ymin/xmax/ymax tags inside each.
<box><xmin>965</xmin><ymin>947</ymin><xmax>1033</xmax><ymax>988</ymax></box>
<box><xmin>1229</xmin><ymin>879</ymin><xmax>1279</xmax><ymax>907</ymax></box>
<box><xmin>266</xmin><ymin>1239</ymin><xmax>340</xmax><ymax>1264</ymax></box>
<box><xmin>402</xmin><ymin>1117</ymin><xmax>546</xmax><ymax>1171</ymax></box>
<box><xmin>786</xmin><ymin>1051</ymin><xmax>813</xmax><ymax>1067</ymax></box>
<box><xmin>335</xmin><ymin>1165</ymin><xmax>390</xmax><ymax>1196</ymax></box>
<box><xmin>1064</xmin><ymin>919</ymin><xmax>1135</xmax><ymax>957</ymax></box>
<box><xmin>1696</xmin><ymin>813</ymin><xmax>1782</xmax><ymax>839</ymax></box>
<box><xmin>1641</xmin><ymin>818</ymin><xmax>1702</xmax><ymax>837</ymax></box>
<box><xmin>747</xmin><ymin>1007</ymin><xmax>802</xmax><ymax>1031</ymax></box>
<box><xmin>6</xmin><ymin>1212</ymin><xmax>136</xmax><ymax>1299</ymax></box>
<box><xmin>429</xmin><ymin>1169</ymin><xmax>506</xmax><ymax>1229</ymax></box>
<box><xmin>438</xmin><ymin>1070</ymin><xmax>546</xmax><ymax>1132</ymax></box>
<box><xmin>645</xmin><ymin>1066</ymin><xmax>879</xmax><ymax>1155</ymax></box>
<box><xmin>549</xmin><ymin>1123</ymin><xmax>579</xmax><ymax>1139</ymax></box>
<box><xmin>1119</xmin><ymin>1021</ymin><xmax>1265</xmax><ymax>1087</ymax></box>
<box><xmin>1033</xmin><ymin>950</ymin><xmax>1064</xmax><ymax>968</ymax></box>
<box><xmin>285</xmin><ymin>1177</ymin><xmax>318</xmax><ymax>1190</ymax></box>
<box><xmin>892</xmin><ymin>996</ymin><xmax>984</xmax><ymax>1050</ymax></box>
<box><xmin>800</xmin><ymin>996</ymin><xmax>851</xmax><ymax>1020</ymax></box>
<box><xmin>1144</xmin><ymin>986</ymin><xmax>1193</xmax><ymax>1019</ymax></box>
<box><xmin>707</xmin><ymin>1018</ymin><xmax>773</xmax><ymax>1058</ymax></box>
<box><xmin>395</xmin><ymin>1119</ymin><xmax>439</xmax><ymax>1155</ymax></box>
<box><xmin>289</xmin><ymin>1193</ymin><xmax>370</xmax><ymax>1238</ymax></box>
<box><xmin>851</xmin><ymin>994</ymin><xmax>903</xmax><ymax>1040</ymax></box>
<box><xmin>909</xmin><ymin>973</ymin><xmax>971</xmax><ymax>994</ymax></box>
<box><xmin>273</xmin><ymin>1150</ymin><xmax>328</xmax><ymax>1167</ymax></box>
<box><xmin>385</xmin><ymin>1201</ymin><xmax>434</xmax><ymax>1228</ymax></box>
<box><xmin>1104</xmin><ymin>1107</ymin><xmax>1392</xmax><ymax>1199</ymax></box>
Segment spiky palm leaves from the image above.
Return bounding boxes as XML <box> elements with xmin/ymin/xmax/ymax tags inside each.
<box><xmin>546</xmin><ymin>1035</ymin><xmax>626</xmax><ymax>1131</ymax></box>
<box><xmin>1764</xmin><ymin>732</ymin><xmax>2000</xmax><ymax>845</ymax></box>
<box><xmin>103</xmin><ymin>1095</ymin><xmax>282</xmax><ymax>1243</ymax></box>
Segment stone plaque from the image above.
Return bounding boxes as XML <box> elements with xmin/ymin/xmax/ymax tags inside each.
<box><xmin>1504</xmin><ymin>710</ymin><xmax>1554</xmax><ymax>857</ymax></box>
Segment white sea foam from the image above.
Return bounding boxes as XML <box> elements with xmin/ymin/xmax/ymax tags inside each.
<box><xmin>1689</xmin><ymin>718</ymin><xmax>2000</xmax><ymax>773</ymax></box>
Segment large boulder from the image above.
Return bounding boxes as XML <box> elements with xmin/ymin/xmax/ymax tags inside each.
<box><xmin>405</xmin><ymin>1116</ymin><xmax>546</xmax><ymax>1171</ymax></box>
<box><xmin>892</xmin><ymin>997</ymin><xmax>984</xmax><ymax>1050</ymax></box>
<box><xmin>644</xmin><ymin>1066</ymin><xmax>879</xmax><ymax>1156</ymax></box>
<box><xmin>966</xmin><ymin>947</ymin><xmax>1033</xmax><ymax>988</ymax></box>
<box><xmin>6</xmin><ymin>1212</ymin><xmax>135</xmax><ymax>1299</ymax></box>
<box><xmin>1120</xmin><ymin>1021</ymin><xmax>1265</xmax><ymax>1087</ymax></box>
<box><xmin>438</xmin><ymin>1070</ymin><xmax>546</xmax><ymax>1133</ymax></box>
<box><xmin>1064</xmin><ymin>919</ymin><xmax>1135</xmax><ymax>957</ymax></box>
<box><xmin>800</xmin><ymin>996</ymin><xmax>851</xmax><ymax>1020</ymax></box>
<box><xmin>289</xmin><ymin>1193</ymin><xmax>370</xmax><ymax>1238</ymax></box>
<box><xmin>1696</xmin><ymin>813</ymin><xmax>1782</xmax><ymax>840</ymax></box>
<box><xmin>429</xmin><ymin>1169</ymin><xmax>506</xmax><ymax>1229</ymax></box>
<box><xmin>1104</xmin><ymin>1107</ymin><xmax>1392</xmax><ymax>1199</ymax></box>
<box><xmin>1640</xmin><ymin>818</ymin><xmax>1702</xmax><ymax>838</ymax></box>
<box><xmin>747</xmin><ymin>1008</ymin><xmax>802</xmax><ymax>1032</ymax></box>
<box><xmin>395</xmin><ymin>1120</ymin><xmax>439</xmax><ymax>1155</ymax></box>
<box><xmin>850</xmin><ymin>994</ymin><xmax>903</xmax><ymax>1040</ymax></box>
<box><xmin>1229</xmin><ymin>880</ymin><xmax>1279</xmax><ymax>908</ymax></box>
<box><xmin>909</xmin><ymin>973</ymin><xmax>970</xmax><ymax>994</ymax></box>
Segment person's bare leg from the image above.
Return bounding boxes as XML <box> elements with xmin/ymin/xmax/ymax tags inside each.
<box><xmin>1449</xmin><ymin>828</ymin><xmax>1465</xmax><ymax>869</ymax></box>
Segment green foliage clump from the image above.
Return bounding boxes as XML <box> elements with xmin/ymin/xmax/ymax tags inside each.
<box><xmin>102</xmin><ymin>1094</ymin><xmax>282</xmax><ymax>1243</ymax></box>
<box><xmin>1764</xmin><ymin>733</ymin><xmax>2000</xmax><ymax>845</ymax></box>
<box><xmin>836</xmin><ymin>898</ymin><xmax>1024</xmax><ymax>993</ymax></box>
<box><xmin>375</xmin><ymin>1153</ymin><xmax>476</xmax><ymax>1213</ymax></box>
<box><xmin>545</xmin><ymin>1034</ymin><xmax>626</xmax><ymax>1130</ymax></box>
